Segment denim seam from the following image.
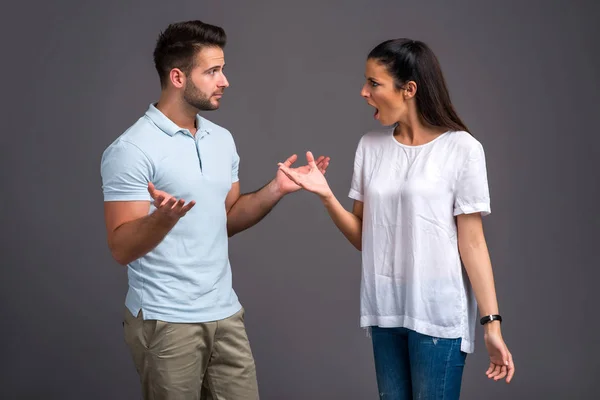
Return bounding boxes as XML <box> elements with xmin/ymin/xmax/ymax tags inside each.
<box><xmin>441</xmin><ymin>339</ymin><xmax>454</xmax><ymax>400</ymax></box>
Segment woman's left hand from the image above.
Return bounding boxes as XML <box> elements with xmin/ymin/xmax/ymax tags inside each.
<box><xmin>277</xmin><ymin>151</ymin><xmax>332</xmax><ymax>199</ymax></box>
<box><xmin>484</xmin><ymin>325</ymin><xmax>515</xmax><ymax>383</ymax></box>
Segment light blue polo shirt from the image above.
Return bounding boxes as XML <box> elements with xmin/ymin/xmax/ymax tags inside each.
<box><xmin>101</xmin><ymin>104</ymin><xmax>242</xmax><ymax>323</ymax></box>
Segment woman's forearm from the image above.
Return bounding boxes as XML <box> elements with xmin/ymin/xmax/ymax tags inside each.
<box><xmin>459</xmin><ymin>238</ymin><xmax>499</xmax><ymax>318</ymax></box>
<box><xmin>320</xmin><ymin>194</ymin><xmax>362</xmax><ymax>251</ymax></box>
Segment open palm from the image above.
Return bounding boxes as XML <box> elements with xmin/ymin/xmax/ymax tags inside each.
<box><xmin>278</xmin><ymin>151</ymin><xmax>332</xmax><ymax>198</ymax></box>
<box><xmin>276</xmin><ymin>153</ymin><xmax>329</xmax><ymax>194</ymax></box>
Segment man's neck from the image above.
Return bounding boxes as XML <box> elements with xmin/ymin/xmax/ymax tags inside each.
<box><xmin>155</xmin><ymin>95</ymin><xmax>198</xmax><ymax>135</ymax></box>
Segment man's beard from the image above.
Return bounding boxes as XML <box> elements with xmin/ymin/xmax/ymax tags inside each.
<box><xmin>183</xmin><ymin>81</ymin><xmax>220</xmax><ymax>111</ymax></box>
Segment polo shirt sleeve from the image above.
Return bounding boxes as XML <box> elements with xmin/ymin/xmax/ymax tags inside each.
<box><xmin>101</xmin><ymin>140</ymin><xmax>153</xmax><ymax>202</ymax></box>
<box><xmin>231</xmin><ymin>140</ymin><xmax>240</xmax><ymax>183</ymax></box>
<box><xmin>348</xmin><ymin>136</ymin><xmax>365</xmax><ymax>202</ymax></box>
<box><xmin>453</xmin><ymin>141</ymin><xmax>491</xmax><ymax>216</ymax></box>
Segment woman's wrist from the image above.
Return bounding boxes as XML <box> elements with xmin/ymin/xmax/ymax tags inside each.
<box><xmin>483</xmin><ymin>319</ymin><xmax>502</xmax><ymax>334</ymax></box>
<box><xmin>319</xmin><ymin>189</ymin><xmax>334</xmax><ymax>203</ymax></box>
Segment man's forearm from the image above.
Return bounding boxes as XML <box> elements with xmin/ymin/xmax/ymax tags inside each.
<box><xmin>227</xmin><ymin>179</ymin><xmax>284</xmax><ymax>237</ymax></box>
<box><xmin>109</xmin><ymin>212</ymin><xmax>177</xmax><ymax>265</ymax></box>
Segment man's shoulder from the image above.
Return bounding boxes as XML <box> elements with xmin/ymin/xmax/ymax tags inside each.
<box><xmin>109</xmin><ymin>114</ymin><xmax>164</xmax><ymax>146</ymax></box>
<box><xmin>121</xmin><ymin>115</ymin><xmax>163</xmax><ymax>145</ymax></box>
<box><xmin>101</xmin><ymin>116</ymin><xmax>159</xmax><ymax>162</ymax></box>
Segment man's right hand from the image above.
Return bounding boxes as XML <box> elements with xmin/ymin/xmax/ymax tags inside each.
<box><xmin>277</xmin><ymin>151</ymin><xmax>333</xmax><ymax>200</ymax></box>
<box><xmin>148</xmin><ymin>182</ymin><xmax>196</xmax><ymax>221</ymax></box>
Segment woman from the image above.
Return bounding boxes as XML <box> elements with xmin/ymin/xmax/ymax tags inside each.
<box><xmin>278</xmin><ymin>39</ymin><xmax>515</xmax><ymax>399</ymax></box>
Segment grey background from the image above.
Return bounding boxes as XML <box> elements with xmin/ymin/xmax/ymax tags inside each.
<box><xmin>1</xmin><ymin>0</ymin><xmax>598</xmax><ymax>399</ymax></box>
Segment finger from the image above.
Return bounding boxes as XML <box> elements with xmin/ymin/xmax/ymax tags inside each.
<box><xmin>161</xmin><ymin>196</ymin><xmax>174</xmax><ymax>208</ymax></box>
<box><xmin>486</xmin><ymin>363</ymin><xmax>494</xmax><ymax>375</ymax></box>
<box><xmin>315</xmin><ymin>155</ymin><xmax>327</xmax><ymax>168</ymax></box>
<box><xmin>501</xmin><ymin>347</ymin><xmax>510</xmax><ymax>367</ymax></box>
<box><xmin>281</xmin><ymin>169</ymin><xmax>301</xmax><ymax>186</ymax></box>
<box><xmin>277</xmin><ymin>162</ymin><xmax>294</xmax><ymax>175</ymax></box>
<box><xmin>493</xmin><ymin>364</ymin><xmax>503</xmax><ymax>378</ymax></box>
<box><xmin>489</xmin><ymin>364</ymin><xmax>502</xmax><ymax>379</ymax></box>
<box><xmin>173</xmin><ymin>198</ymin><xmax>186</xmax><ymax>211</ymax></box>
<box><xmin>319</xmin><ymin>158</ymin><xmax>330</xmax><ymax>174</ymax></box>
<box><xmin>162</xmin><ymin>197</ymin><xmax>177</xmax><ymax>209</ymax></box>
<box><xmin>181</xmin><ymin>200</ymin><xmax>196</xmax><ymax>214</ymax></box>
<box><xmin>318</xmin><ymin>156</ymin><xmax>330</xmax><ymax>164</ymax></box>
<box><xmin>154</xmin><ymin>195</ymin><xmax>165</xmax><ymax>207</ymax></box>
<box><xmin>148</xmin><ymin>182</ymin><xmax>156</xmax><ymax>197</ymax></box>
<box><xmin>506</xmin><ymin>353</ymin><xmax>515</xmax><ymax>383</ymax></box>
<box><xmin>282</xmin><ymin>154</ymin><xmax>298</xmax><ymax>167</ymax></box>
<box><xmin>506</xmin><ymin>368</ymin><xmax>515</xmax><ymax>383</ymax></box>
<box><xmin>494</xmin><ymin>366</ymin><xmax>507</xmax><ymax>381</ymax></box>
<box><xmin>315</xmin><ymin>156</ymin><xmax>325</xmax><ymax>168</ymax></box>
<box><xmin>278</xmin><ymin>163</ymin><xmax>300</xmax><ymax>182</ymax></box>
<box><xmin>496</xmin><ymin>347</ymin><xmax>510</xmax><ymax>381</ymax></box>
<box><xmin>306</xmin><ymin>151</ymin><xmax>317</xmax><ymax>168</ymax></box>
<box><xmin>278</xmin><ymin>163</ymin><xmax>302</xmax><ymax>186</ymax></box>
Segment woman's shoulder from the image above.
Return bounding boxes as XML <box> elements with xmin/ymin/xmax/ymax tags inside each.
<box><xmin>445</xmin><ymin>130</ymin><xmax>485</xmax><ymax>153</ymax></box>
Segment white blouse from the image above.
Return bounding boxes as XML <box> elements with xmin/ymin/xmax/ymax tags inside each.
<box><xmin>349</xmin><ymin>128</ymin><xmax>491</xmax><ymax>353</ymax></box>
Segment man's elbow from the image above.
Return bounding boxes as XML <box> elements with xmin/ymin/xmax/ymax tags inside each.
<box><xmin>108</xmin><ymin>241</ymin><xmax>130</xmax><ymax>266</ymax></box>
<box><xmin>110</xmin><ymin>249</ymin><xmax>130</xmax><ymax>266</ymax></box>
<box><xmin>227</xmin><ymin>225</ymin><xmax>238</xmax><ymax>238</ymax></box>
<box><xmin>226</xmin><ymin>217</ymin><xmax>240</xmax><ymax>237</ymax></box>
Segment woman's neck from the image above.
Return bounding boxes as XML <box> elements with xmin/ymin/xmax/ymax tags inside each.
<box><xmin>393</xmin><ymin>116</ymin><xmax>447</xmax><ymax>146</ymax></box>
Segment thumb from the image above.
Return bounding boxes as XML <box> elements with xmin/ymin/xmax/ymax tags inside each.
<box><xmin>501</xmin><ymin>347</ymin><xmax>509</xmax><ymax>366</ymax></box>
<box><xmin>278</xmin><ymin>163</ymin><xmax>301</xmax><ymax>185</ymax></box>
<box><xmin>306</xmin><ymin>151</ymin><xmax>317</xmax><ymax>167</ymax></box>
<box><xmin>148</xmin><ymin>182</ymin><xmax>156</xmax><ymax>197</ymax></box>
<box><xmin>283</xmin><ymin>154</ymin><xmax>298</xmax><ymax>167</ymax></box>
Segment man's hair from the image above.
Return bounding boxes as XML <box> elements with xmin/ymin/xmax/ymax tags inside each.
<box><xmin>153</xmin><ymin>20</ymin><xmax>227</xmax><ymax>88</ymax></box>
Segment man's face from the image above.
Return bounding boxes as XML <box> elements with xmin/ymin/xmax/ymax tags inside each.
<box><xmin>183</xmin><ymin>46</ymin><xmax>229</xmax><ymax>111</ymax></box>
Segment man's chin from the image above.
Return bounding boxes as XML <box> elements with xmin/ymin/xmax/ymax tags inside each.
<box><xmin>207</xmin><ymin>99</ymin><xmax>221</xmax><ymax>110</ymax></box>
<box><xmin>195</xmin><ymin>103</ymin><xmax>220</xmax><ymax>112</ymax></box>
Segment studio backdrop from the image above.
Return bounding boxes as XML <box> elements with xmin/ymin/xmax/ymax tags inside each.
<box><xmin>1</xmin><ymin>1</ymin><xmax>598</xmax><ymax>399</ymax></box>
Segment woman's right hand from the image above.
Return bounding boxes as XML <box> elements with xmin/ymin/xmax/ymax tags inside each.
<box><xmin>278</xmin><ymin>151</ymin><xmax>333</xmax><ymax>199</ymax></box>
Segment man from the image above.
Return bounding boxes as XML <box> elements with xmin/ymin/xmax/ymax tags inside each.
<box><xmin>100</xmin><ymin>20</ymin><xmax>329</xmax><ymax>399</ymax></box>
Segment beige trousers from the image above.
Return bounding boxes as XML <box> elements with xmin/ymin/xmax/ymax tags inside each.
<box><xmin>123</xmin><ymin>307</ymin><xmax>259</xmax><ymax>400</ymax></box>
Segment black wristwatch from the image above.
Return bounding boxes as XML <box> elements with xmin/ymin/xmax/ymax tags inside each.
<box><xmin>480</xmin><ymin>314</ymin><xmax>502</xmax><ymax>325</ymax></box>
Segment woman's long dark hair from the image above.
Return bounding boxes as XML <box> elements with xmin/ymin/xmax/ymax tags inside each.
<box><xmin>368</xmin><ymin>39</ymin><xmax>469</xmax><ymax>133</ymax></box>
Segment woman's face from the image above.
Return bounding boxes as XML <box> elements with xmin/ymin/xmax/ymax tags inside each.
<box><xmin>360</xmin><ymin>59</ymin><xmax>408</xmax><ymax>126</ymax></box>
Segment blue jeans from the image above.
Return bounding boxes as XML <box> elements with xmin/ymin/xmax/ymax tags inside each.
<box><xmin>371</xmin><ymin>326</ymin><xmax>467</xmax><ymax>400</ymax></box>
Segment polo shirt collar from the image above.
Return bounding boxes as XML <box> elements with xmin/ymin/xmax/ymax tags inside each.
<box><xmin>145</xmin><ymin>103</ymin><xmax>212</xmax><ymax>137</ymax></box>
